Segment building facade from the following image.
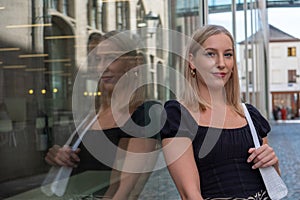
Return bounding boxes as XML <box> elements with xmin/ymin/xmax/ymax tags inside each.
<box><xmin>239</xmin><ymin>24</ymin><xmax>300</xmax><ymax>119</ymax></box>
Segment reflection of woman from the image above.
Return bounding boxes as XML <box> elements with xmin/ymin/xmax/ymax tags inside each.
<box><xmin>45</xmin><ymin>31</ymin><xmax>160</xmax><ymax>199</ymax></box>
<box><xmin>160</xmin><ymin>25</ymin><xmax>280</xmax><ymax>199</ymax></box>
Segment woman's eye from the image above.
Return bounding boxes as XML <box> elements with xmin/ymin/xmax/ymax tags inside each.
<box><xmin>224</xmin><ymin>53</ymin><xmax>233</xmax><ymax>58</ymax></box>
<box><xmin>204</xmin><ymin>52</ymin><xmax>215</xmax><ymax>57</ymax></box>
<box><xmin>94</xmin><ymin>55</ymin><xmax>117</xmax><ymax>63</ymax></box>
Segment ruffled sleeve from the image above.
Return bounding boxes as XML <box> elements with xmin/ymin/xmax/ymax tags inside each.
<box><xmin>124</xmin><ymin>100</ymin><xmax>162</xmax><ymax>139</ymax></box>
<box><xmin>245</xmin><ymin>103</ymin><xmax>271</xmax><ymax>138</ymax></box>
<box><xmin>160</xmin><ymin>100</ymin><xmax>198</xmax><ymax>140</ymax></box>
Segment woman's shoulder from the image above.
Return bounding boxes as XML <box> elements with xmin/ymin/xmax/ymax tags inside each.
<box><xmin>160</xmin><ymin>99</ymin><xmax>198</xmax><ymax>139</ymax></box>
<box><xmin>244</xmin><ymin>103</ymin><xmax>271</xmax><ymax>136</ymax></box>
<box><xmin>244</xmin><ymin>103</ymin><xmax>266</xmax><ymax>118</ymax></box>
<box><xmin>164</xmin><ymin>99</ymin><xmax>180</xmax><ymax>106</ymax></box>
<box><xmin>131</xmin><ymin>100</ymin><xmax>162</xmax><ymax>125</ymax></box>
<box><xmin>164</xmin><ymin>99</ymin><xmax>187</xmax><ymax>110</ymax></box>
<box><xmin>164</xmin><ymin>99</ymin><xmax>189</xmax><ymax>117</ymax></box>
<box><xmin>134</xmin><ymin>100</ymin><xmax>162</xmax><ymax>114</ymax></box>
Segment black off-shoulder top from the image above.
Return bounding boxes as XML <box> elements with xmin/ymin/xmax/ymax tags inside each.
<box><xmin>72</xmin><ymin>100</ymin><xmax>161</xmax><ymax>175</ymax></box>
<box><xmin>160</xmin><ymin>100</ymin><xmax>271</xmax><ymax>198</ymax></box>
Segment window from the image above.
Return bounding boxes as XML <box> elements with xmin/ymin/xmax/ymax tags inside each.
<box><xmin>244</xmin><ymin>48</ymin><xmax>252</xmax><ymax>59</ymax></box>
<box><xmin>87</xmin><ymin>0</ymin><xmax>100</xmax><ymax>29</ymax></box>
<box><xmin>288</xmin><ymin>47</ymin><xmax>296</xmax><ymax>57</ymax></box>
<box><xmin>102</xmin><ymin>1</ymin><xmax>107</xmax><ymax>32</ymax></box>
<box><xmin>116</xmin><ymin>1</ymin><xmax>130</xmax><ymax>30</ymax></box>
<box><xmin>156</xmin><ymin>18</ymin><xmax>163</xmax><ymax>59</ymax></box>
<box><xmin>248</xmin><ymin>49</ymin><xmax>253</xmax><ymax>59</ymax></box>
<box><xmin>96</xmin><ymin>0</ymin><xmax>103</xmax><ymax>30</ymax></box>
<box><xmin>136</xmin><ymin>0</ymin><xmax>146</xmax><ymax>27</ymax></box>
<box><xmin>157</xmin><ymin>61</ymin><xmax>165</xmax><ymax>101</ymax></box>
<box><xmin>288</xmin><ymin>69</ymin><xmax>297</xmax><ymax>83</ymax></box>
<box><xmin>62</xmin><ymin>0</ymin><xmax>68</xmax><ymax>15</ymax></box>
<box><xmin>249</xmin><ymin>71</ymin><xmax>253</xmax><ymax>85</ymax></box>
<box><xmin>51</xmin><ymin>0</ymin><xmax>58</xmax><ymax>10</ymax></box>
<box><xmin>87</xmin><ymin>0</ymin><xmax>97</xmax><ymax>28</ymax></box>
<box><xmin>87</xmin><ymin>0</ymin><xmax>93</xmax><ymax>26</ymax></box>
<box><xmin>136</xmin><ymin>0</ymin><xmax>146</xmax><ymax>46</ymax></box>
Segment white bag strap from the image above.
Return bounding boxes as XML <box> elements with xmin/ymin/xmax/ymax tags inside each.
<box><xmin>242</xmin><ymin>103</ymin><xmax>261</xmax><ymax>148</ymax></box>
<box><xmin>242</xmin><ymin>103</ymin><xmax>288</xmax><ymax>200</ymax></box>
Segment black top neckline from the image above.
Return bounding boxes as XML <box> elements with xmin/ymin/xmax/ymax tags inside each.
<box><xmin>167</xmin><ymin>99</ymin><xmax>248</xmax><ymax>130</ymax></box>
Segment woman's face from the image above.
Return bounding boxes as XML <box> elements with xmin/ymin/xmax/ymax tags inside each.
<box><xmin>189</xmin><ymin>33</ymin><xmax>234</xmax><ymax>90</ymax></box>
<box><xmin>95</xmin><ymin>40</ymin><xmax>132</xmax><ymax>93</ymax></box>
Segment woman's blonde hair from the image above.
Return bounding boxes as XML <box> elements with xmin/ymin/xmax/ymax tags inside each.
<box><xmin>181</xmin><ymin>24</ymin><xmax>243</xmax><ymax>116</ymax></box>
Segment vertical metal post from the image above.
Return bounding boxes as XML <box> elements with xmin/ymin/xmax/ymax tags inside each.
<box><xmin>168</xmin><ymin>0</ymin><xmax>176</xmax><ymax>99</ymax></box>
<box><xmin>244</xmin><ymin>0</ymin><xmax>249</xmax><ymax>102</ymax></box>
<box><xmin>199</xmin><ymin>0</ymin><xmax>208</xmax><ymax>26</ymax></box>
<box><xmin>232</xmin><ymin>0</ymin><xmax>236</xmax><ymax>41</ymax></box>
<box><xmin>250</xmin><ymin>0</ymin><xmax>256</xmax><ymax>105</ymax></box>
<box><xmin>31</xmin><ymin>0</ymin><xmax>36</xmax><ymax>53</ymax></box>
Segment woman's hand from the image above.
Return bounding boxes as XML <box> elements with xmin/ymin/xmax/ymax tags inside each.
<box><xmin>45</xmin><ymin>145</ymin><xmax>81</xmax><ymax>168</ymax></box>
<box><xmin>247</xmin><ymin>144</ymin><xmax>279</xmax><ymax>170</ymax></box>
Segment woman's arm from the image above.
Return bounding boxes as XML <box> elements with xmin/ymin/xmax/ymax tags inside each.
<box><xmin>162</xmin><ymin>137</ymin><xmax>203</xmax><ymax>200</ymax></box>
<box><xmin>105</xmin><ymin>137</ymin><xmax>158</xmax><ymax>200</ymax></box>
<box><xmin>247</xmin><ymin>137</ymin><xmax>281</xmax><ymax>175</ymax></box>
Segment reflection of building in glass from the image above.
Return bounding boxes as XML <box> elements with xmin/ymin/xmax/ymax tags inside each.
<box><xmin>0</xmin><ymin>0</ymin><xmax>165</xmax><ymax>189</ymax></box>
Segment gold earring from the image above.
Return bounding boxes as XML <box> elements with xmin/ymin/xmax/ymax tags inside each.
<box><xmin>190</xmin><ymin>69</ymin><xmax>196</xmax><ymax>78</ymax></box>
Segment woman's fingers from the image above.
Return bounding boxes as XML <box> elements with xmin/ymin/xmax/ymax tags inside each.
<box><xmin>45</xmin><ymin>145</ymin><xmax>80</xmax><ymax>167</ymax></box>
<box><xmin>247</xmin><ymin>144</ymin><xmax>278</xmax><ymax>169</ymax></box>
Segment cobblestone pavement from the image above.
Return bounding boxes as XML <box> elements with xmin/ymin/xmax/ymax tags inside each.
<box><xmin>268</xmin><ymin>122</ymin><xmax>300</xmax><ymax>200</ymax></box>
<box><xmin>139</xmin><ymin>121</ymin><xmax>300</xmax><ymax>200</ymax></box>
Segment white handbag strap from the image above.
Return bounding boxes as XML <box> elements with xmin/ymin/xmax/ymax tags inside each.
<box><xmin>242</xmin><ymin>103</ymin><xmax>260</xmax><ymax>148</ymax></box>
<box><xmin>242</xmin><ymin>103</ymin><xmax>288</xmax><ymax>200</ymax></box>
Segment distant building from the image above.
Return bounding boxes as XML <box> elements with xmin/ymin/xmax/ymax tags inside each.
<box><xmin>239</xmin><ymin>24</ymin><xmax>300</xmax><ymax>119</ymax></box>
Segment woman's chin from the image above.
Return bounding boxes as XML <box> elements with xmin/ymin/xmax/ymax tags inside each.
<box><xmin>100</xmin><ymin>83</ymin><xmax>114</xmax><ymax>93</ymax></box>
<box><xmin>206</xmin><ymin>82</ymin><xmax>226</xmax><ymax>91</ymax></box>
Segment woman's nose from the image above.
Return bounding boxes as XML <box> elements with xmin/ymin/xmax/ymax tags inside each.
<box><xmin>216</xmin><ymin>54</ymin><xmax>226</xmax><ymax>68</ymax></box>
<box><xmin>98</xmin><ymin>58</ymin><xmax>110</xmax><ymax>72</ymax></box>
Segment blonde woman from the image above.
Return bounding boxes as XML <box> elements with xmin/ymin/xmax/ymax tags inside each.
<box><xmin>160</xmin><ymin>25</ymin><xmax>280</xmax><ymax>199</ymax></box>
<box><xmin>45</xmin><ymin>30</ymin><xmax>159</xmax><ymax>199</ymax></box>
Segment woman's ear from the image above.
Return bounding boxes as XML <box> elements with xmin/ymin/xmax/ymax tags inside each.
<box><xmin>189</xmin><ymin>53</ymin><xmax>196</xmax><ymax>70</ymax></box>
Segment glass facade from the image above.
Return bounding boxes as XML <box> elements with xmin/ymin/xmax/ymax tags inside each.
<box><xmin>0</xmin><ymin>0</ymin><xmax>269</xmax><ymax>199</ymax></box>
<box><xmin>208</xmin><ymin>0</ymin><xmax>269</xmax><ymax>115</ymax></box>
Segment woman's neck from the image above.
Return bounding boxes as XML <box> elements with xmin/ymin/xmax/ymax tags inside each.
<box><xmin>199</xmin><ymin>85</ymin><xmax>226</xmax><ymax>107</ymax></box>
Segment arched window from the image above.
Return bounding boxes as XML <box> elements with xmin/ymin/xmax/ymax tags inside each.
<box><xmin>44</xmin><ymin>16</ymin><xmax>75</xmax><ymax>112</ymax></box>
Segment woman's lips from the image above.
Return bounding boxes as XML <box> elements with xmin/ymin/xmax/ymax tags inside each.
<box><xmin>101</xmin><ymin>76</ymin><xmax>114</xmax><ymax>82</ymax></box>
<box><xmin>212</xmin><ymin>72</ymin><xmax>227</xmax><ymax>78</ymax></box>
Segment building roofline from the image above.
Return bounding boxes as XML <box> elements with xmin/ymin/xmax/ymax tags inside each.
<box><xmin>238</xmin><ymin>24</ymin><xmax>300</xmax><ymax>44</ymax></box>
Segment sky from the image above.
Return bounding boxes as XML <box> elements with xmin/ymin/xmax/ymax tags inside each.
<box><xmin>268</xmin><ymin>7</ymin><xmax>300</xmax><ymax>39</ymax></box>
<box><xmin>208</xmin><ymin>7</ymin><xmax>300</xmax><ymax>43</ymax></box>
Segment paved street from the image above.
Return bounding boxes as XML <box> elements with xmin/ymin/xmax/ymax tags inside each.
<box><xmin>268</xmin><ymin>121</ymin><xmax>300</xmax><ymax>200</ymax></box>
<box><xmin>1</xmin><ymin>121</ymin><xmax>299</xmax><ymax>199</ymax></box>
<box><xmin>139</xmin><ymin>121</ymin><xmax>300</xmax><ymax>200</ymax></box>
